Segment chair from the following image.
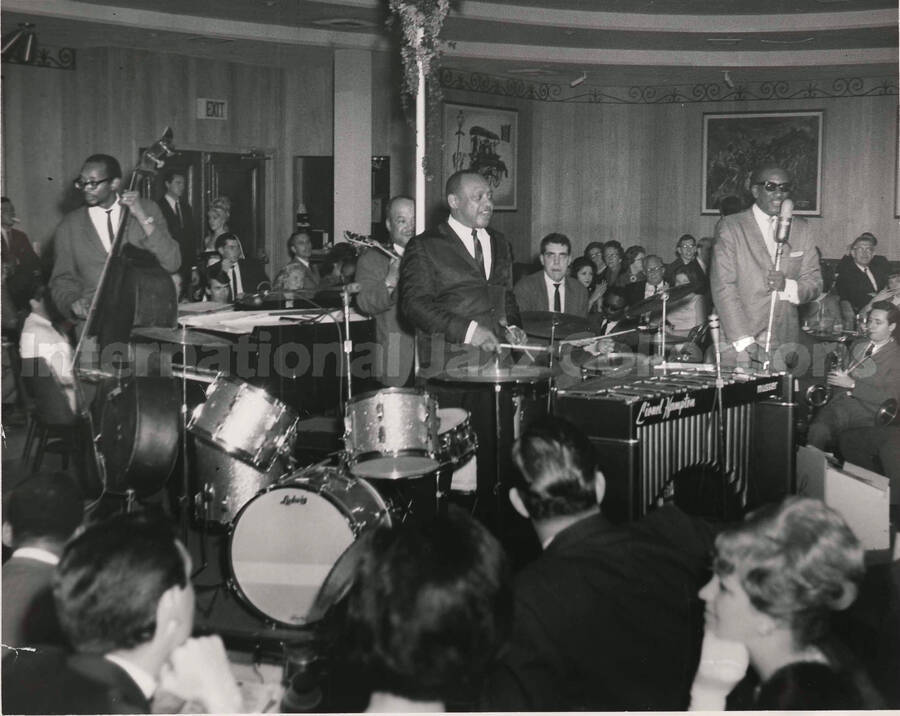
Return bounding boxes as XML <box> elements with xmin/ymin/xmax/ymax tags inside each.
<box><xmin>18</xmin><ymin>356</ymin><xmax>85</xmax><ymax>472</ymax></box>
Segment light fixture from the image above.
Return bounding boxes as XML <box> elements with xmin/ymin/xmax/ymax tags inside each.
<box><xmin>2</xmin><ymin>22</ymin><xmax>36</xmax><ymax>62</ymax></box>
<box><xmin>569</xmin><ymin>71</ymin><xmax>587</xmax><ymax>88</ymax></box>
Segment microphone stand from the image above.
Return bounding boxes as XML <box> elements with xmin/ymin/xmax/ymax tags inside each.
<box><xmin>658</xmin><ymin>289</ymin><xmax>669</xmax><ymax>375</ymax></box>
<box><xmin>547</xmin><ymin>315</ymin><xmax>558</xmax><ymax>413</ymax></box>
<box><xmin>341</xmin><ymin>286</ymin><xmax>354</xmax><ymax>403</ymax></box>
<box><xmin>761</xmin><ymin>241</ymin><xmax>786</xmax><ymax>371</ymax></box>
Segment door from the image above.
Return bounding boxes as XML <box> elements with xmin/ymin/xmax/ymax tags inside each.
<box><xmin>206</xmin><ymin>152</ymin><xmax>266</xmax><ymax>260</ymax></box>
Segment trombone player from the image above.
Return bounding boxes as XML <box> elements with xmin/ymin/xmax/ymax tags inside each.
<box><xmin>807</xmin><ymin>300</ymin><xmax>900</xmax><ymax>451</ymax></box>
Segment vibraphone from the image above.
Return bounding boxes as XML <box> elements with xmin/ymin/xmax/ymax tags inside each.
<box><xmin>554</xmin><ymin>368</ymin><xmax>794</xmax><ymax>521</ymax></box>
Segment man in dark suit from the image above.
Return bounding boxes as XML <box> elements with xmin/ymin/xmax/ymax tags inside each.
<box><xmin>2</xmin><ymin>472</ymin><xmax>83</xmax><ymax>650</ymax></box>
<box><xmin>356</xmin><ymin>196</ymin><xmax>416</xmax><ymax>387</ymax></box>
<box><xmin>514</xmin><ymin>233</ymin><xmax>588</xmax><ymax>317</ymax></box>
<box><xmin>49</xmin><ymin>154</ymin><xmax>180</xmax><ymax>323</ymax></box>
<box><xmin>273</xmin><ymin>230</ymin><xmax>321</xmax><ymax>291</ymax></box>
<box><xmin>835</xmin><ymin>232</ymin><xmax>890</xmax><ymax>326</ymax></box>
<box><xmin>808</xmin><ymin>301</ymin><xmax>900</xmax><ymax>451</ymax></box>
<box><xmin>156</xmin><ymin>169</ymin><xmax>196</xmax><ymax>282</ymax></box>
<box><xmin>2</xmin><ymin>513</ymin><xmax>241</xmax><ymax>715</ymax></box>
<box><xmin>482</xmin><ymin>417</ymin><xmax>715</xmax><ymax>711</ymax></box>
<box><xmin>399</xmin><ymin>170</ymin><xmax>525</xmax><ymax>374</ymax></box>
<box><xmin>665</xmin><ymin>234</ymin><xmax>707</xmax><ymax>292</ymax></box>
<box><xmin>710</xmin><ymin>165</ymin><xmax>821</xmax><ymax>368</ymax></box>
<box><xmin>207</xmin><ymin>232</ymin><xmax>269</xmax><ymax>298</ymax></box>
<box><xmin>1</xmin><ymin>196</ymin><xmax>41</xmax><ymax>312</ymax></box>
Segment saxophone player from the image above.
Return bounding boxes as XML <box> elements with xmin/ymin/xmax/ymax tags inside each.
<box><xmin>807</xmin><ymin>300</ymin><xmax>900</xmax><ymax>451</ymax></box>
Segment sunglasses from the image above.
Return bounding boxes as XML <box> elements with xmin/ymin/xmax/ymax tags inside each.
<box><xmin>755</xmin><ymin>181</ymin><xmax>792</xmax><ymax>193</ymax></box>
<box><xmin>74</xmin><ymin>177</ymin><xmax>112</xmax><ymax>191</ymax></box>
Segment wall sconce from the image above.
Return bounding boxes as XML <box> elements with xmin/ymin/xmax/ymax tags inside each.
<box><xmin>2</xmin><ymin>22</ymin><xmax>76</xmax><ymax>70</ymax></box>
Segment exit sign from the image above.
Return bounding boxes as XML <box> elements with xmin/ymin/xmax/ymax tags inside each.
<box><xmin>196</xmin><ymin>98</ymin><xmax>228</xmax><ymax>120</ymax></box>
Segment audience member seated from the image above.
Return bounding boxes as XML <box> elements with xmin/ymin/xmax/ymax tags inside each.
<box><xmin>2</xmin><ymin>472</ymin><xmax>83</xmax><ymax>650</ymax></box>
<box><xmin>835</xmin><ymin>232</ymin><xmax>890</xmax><ymax>327</ymax></box>
<box><xmin>482</xmin><ymin>417</ymin><xmax>716</xmax><ymax>712</ymax></box>
<box><xmin>665</xmin><ymin>233</ymin><xmax>708</xmax><ymax>291</ymax></box>
<box><xmin>666</xmin><ymin>268</ymin><xmax>706</xmax><ymax>339</ymax></box>
<box><xmin>318</xmin><ymin>242</ymin><xmax>358</xmax><ymax>289</ymax></box>
<box><xmin>514</xmin><ymin>233</ymin><xmax>588</xmax><ymax>316</ymax></box>
<box><xmin>1</xmin><ymin>195</ymin><xmax>41</xmax><ymax>314</ymax></box>
<box><xmin>597</xmin><ymin>240</ymin><xmax>624</xmax><ymax>288</ymax></box>
<box><xmin>273</xmin><ymin>231</ymin><xmax>320</xmax><ymax>291</ymax></box>
<box><xmin>807</xmin><ymin>301</ymin><xmax>899</xmax><ymax>452</ymax></box>
<box><xmin>693</xmin><ymin>496</ymin><xmax>881</xmax><ymax>710</ymax></box>
<box><xmin>860</xmin><ymin>267</ymin><xmax>900</xmax><ymax>317</ymax></box>
<box><xmin>203</xmin><ymin>267</ymin><xmax>232</xmax><ymax>304</ymax></box>
<box><xmin>2</xmin><ymin>513</ymin><xmax>242</xmax><ymax>715</ymax></box>
<box><xmin>569</xmin><ymin>256</ymin><xmax>604</xmax><ymax>313</ymax></box>
<box><xmin>199</xmin><ymin>196</ymin><xmax>231</xmax><ymax>263</ymax></box>
<box><xmin>19</xmin><ymin>282</ymin><xmax>77</xmax><ymax>413</ymax></box>
<box><xmin>339</xmin><ymin>508</ymin><xmax>512</xmax><ymax>712</ymax></box>
<box><xmin>621</xmin><ymin>244</ymin><xmax>646</xmax><ymax>285</ymax></box>
<box><xmin>583</xmin><ymin>241</ymin><xmax>605</xmax><ymax>274</ymax></box>
<box><xmin>593</xmin><ymin>289</ymin><xmax>638</xmax><ymax>340</ymax></box>
<box><xmin>207</xmin><ymin>232</ymin><xmax>269</xmax><ymax>299</ymax></box>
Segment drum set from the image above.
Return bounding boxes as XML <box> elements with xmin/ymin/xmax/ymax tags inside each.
<box><xmin>185</xmin><ymin>377</ymin><xmax>481</xmax><ymax>627</ymax></box>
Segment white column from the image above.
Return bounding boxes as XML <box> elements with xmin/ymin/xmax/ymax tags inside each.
<box><xmin>333</xmin><ymin>49</ymin><xmax>372</xmax><ymax>241</ymax></box>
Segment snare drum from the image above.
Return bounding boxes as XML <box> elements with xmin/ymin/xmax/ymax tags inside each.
<box><xmin>343</xmin><ymin>388</ymin><xmax>439</xmax><ymax>478</ymax></box>
<box><xmin>188</xmin><ymin>377</ymin><xmax>299</xmax><ymax>472</ymax></box>
<box><xmin>227</xmin><ymin>468</ymin><xmax>390</xmax><ymax>627</ymax></box>
<box><xmin>436</xmin><ymin>407</ymin><xmax>478</xmax><ymax>467</ymax></box>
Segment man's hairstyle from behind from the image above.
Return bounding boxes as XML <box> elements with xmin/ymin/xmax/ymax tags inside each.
<box><xmin>712</xmin><ymin>496</ymin><xmax>864</xmax><ymax>647</ymax></box>
<box><xmin>82</xmin><ymin>154</ymin><xmax>122</xmax><ymax>180</ymax></box>
<box><xmin>540</xmin><ymin>232</ymin><xmax>571</xmax><ymax>254</ymax></box>
<box><xmin>445</xmin><ymin>170</ymin><xmax>483</xmax><ymax>200</ymax></box>
<box><xmin>511</xmin><ymin>416</ymin><xmax>598</xmax><ymax>520</ymax></box>
<box><xmin>3</xmin><ymin>472</ymin><xmax>83</xmax><ymax>545</ymax></box>
<box><xmin>53</xmin><ymin>512</ymin><xmax>186</xmax><ymax>654</ymax></box>
<box><xmin>342</xmin><ymin>507</ymin><xmax>512</xmax><ymax>704</ymax></box>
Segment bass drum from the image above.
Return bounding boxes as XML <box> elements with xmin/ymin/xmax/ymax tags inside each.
<box><xmin>227</xmin><ymin>469</ymin><xmax>391</xmax><ymax>627</ymax></box>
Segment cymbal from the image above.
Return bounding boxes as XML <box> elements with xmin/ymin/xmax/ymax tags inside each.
<box><xmin>131</xmin><ymin>326</ymin><xmax>233</xmax><ymax>348</ymax></box>
<box><xmin>435</xmin><ymin>364</ymin><xmax>552</xmax><ymax>384</ymax></box>
<box><xmin>520</xmin><ymin>311</ymin><xmax>591</xmax><ymax>339</ymax></box>
<box><xmin>624</xmin><ymin>284</ymin><xmax>696</xmax><ymax>318</ymax></box>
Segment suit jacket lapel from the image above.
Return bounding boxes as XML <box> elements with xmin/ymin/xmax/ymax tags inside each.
<box><xmin>439</xmin><ymin>222</ymin><xmax>485</xmax><ymax>278</ymax></box>
<box><xmin>739</xmin><ymin>210</ymin><xmax>775</xmax><ymax>269</ymax></box>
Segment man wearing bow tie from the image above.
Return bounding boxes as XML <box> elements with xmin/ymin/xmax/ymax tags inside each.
<box><xmin>807</xmin><ymin>301</ymin><xmax>900</xmax><ymax>451</ymax></box>
<box><xmin>710</xmin><ymin>165</ymin><xmax>822</xmax><ymax>368</ymax></box>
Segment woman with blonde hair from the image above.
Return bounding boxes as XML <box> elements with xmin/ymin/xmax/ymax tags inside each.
<box><xmin>692</xmin><ymin>496</ymin><xmax>879</xmax><ymax>710</ymax></box>
<box><xmin>201</xmin><ymin>196</ymin><xmax>234</xmax><ymax>265</ymax></box>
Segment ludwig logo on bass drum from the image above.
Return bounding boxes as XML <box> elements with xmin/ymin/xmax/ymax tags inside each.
<box><xmin>280</xmin><ymin>494</ymin><xmax>308</xmax><ymax>506</ymax></box>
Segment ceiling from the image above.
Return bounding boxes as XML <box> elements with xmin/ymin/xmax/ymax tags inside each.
<box><xmin>2</xmin><ymin>0</ymin><xmax>896</xmax><ymax>87</ymax></box>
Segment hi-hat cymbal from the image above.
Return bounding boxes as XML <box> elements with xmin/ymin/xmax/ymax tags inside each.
<box><xmin>520</xmin><ymin>311</ymin><xmax>591</xmax><ymax>339</ymax></box>
<box><xmin>624</xmin><ymin>284</ymin><xmax>696</xmax><ymax>318</ymax></box>
<box><xmin>131</xmin><ymin>326</ymin><xmax>233</xmax><ymax>348</ymax></box>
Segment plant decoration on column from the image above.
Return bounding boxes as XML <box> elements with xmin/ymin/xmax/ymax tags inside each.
<box><xmin>388</xmin><ymin>0</ymin><xmax>453</xmax><ymax>185</ymax></box>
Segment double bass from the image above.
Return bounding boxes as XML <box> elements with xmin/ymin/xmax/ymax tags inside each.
<box><xmin>75</xmin><ymin>129</ymin><xmax>181</xmax><ymax>498</ymax></box>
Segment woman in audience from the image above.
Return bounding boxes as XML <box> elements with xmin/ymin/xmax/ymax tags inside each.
<box><xmin>570</xmin><ymin>257</ymin><xmax>604</xmax><ymax>313</ymax></box>
<box><xmin>340</xmin><ymin>508</ymin><xmax>512</xmax><ymax>712</ymax></box>
<box><xmin>694</xmin><ymin>496</ymin><xmax>879</xmax><ymax>710</ymax></box>
<box><xmin>200</xmin><ymin>196</ymin><xmax>233</xmax><ymax>265</ymax></box>
<box><xmin>583</xmin><ymin>241</ymin><xmax>605</xmax><ymax>274</ymax></box>
<box><xmin>620</xmin><ymin>245</ymin><xmax>646</xmax><ymax>286</ymax></box>
<box><xmin>597</xmin><ymin>241</ymin><xmax>624</xmax><ymax>288</ymax></box>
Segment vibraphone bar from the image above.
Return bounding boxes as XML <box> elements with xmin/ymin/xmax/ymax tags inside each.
<box><xmin>554</xmin><ymin>368</ymin><xmax>794</xmax><ymax>521</ymax></box>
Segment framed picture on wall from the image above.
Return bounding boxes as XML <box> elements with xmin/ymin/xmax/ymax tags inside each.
<box><xmin>702</xmin><ymin>110</ymin><xmax>823</xmax><ymax>215</ymax></box>
<box><xmin>443</xmin><ymin>102</ymin><xmax>517</xmax><ymax>211</ymax></box>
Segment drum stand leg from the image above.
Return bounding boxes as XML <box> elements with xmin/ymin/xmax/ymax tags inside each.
<box><xmin>494</xmin><ymin>382</ymin><xmax>503</xmax><ymax>522</ymax></box>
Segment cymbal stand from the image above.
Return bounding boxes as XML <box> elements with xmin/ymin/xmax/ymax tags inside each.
<box><xmin>547</xmin><ymin>315</ymin><xmax>558</xmax><ymax>412</ymax></box>
<box><xmin>658</xmin><ymin>290</ymin><xmax>669</xmax><ymax>375</ymax></box>
<box><xmin>342</xmin><ymin>287</ymin><xmax>354</xmax><ymax>403</ymax></box>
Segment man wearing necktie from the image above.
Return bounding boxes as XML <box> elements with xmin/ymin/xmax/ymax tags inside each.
<box><xmin>156</xmin><ymin>169</ymin><xmax>196</xmax><ymax>283</ymax></box>
<box><xmin>834</xmin><ymin>232</ymin><xmax>889</xmax><ymax>326</ymax></box>
<box><xmin>1</xmin><ymin>196</ymin><xmax>41</xmax><ymax>314</ymax></box>
<box><xmin>513</xmin><ymin>233</ymin><xmax>588</xmax><ymax>318</ymax></box>
<box><xmin>807</xmin><ymin>301</ymin><xmax>900</xmax><ymax>451</ymax></box>
<box><xmin>50</xmin><ymin>154</ymin><xmax>180</xmax><ymax>323</ymax></box>
<box><xmin>400</xmin><ymin>170</ymin><xmax>525</xmax><ymax>374</ymax></box>
<box><xmin>710</xmin><ymin>165</ymin><xmax>822</xmax><ymax>369</ymax></box>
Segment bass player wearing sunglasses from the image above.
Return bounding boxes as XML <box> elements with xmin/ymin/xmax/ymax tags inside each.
<box><xmin>710</xmin><ymin>165</ymin><xmax>822</xmax><ymax>370</ymax></box>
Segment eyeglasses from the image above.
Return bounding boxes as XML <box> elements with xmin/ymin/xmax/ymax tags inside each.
<box><xmin>754</xmin><ymin>181</ymin><xmax>792</xmax><ymax>193</ymax></box>
<box><xmin>74</xmin><ymin>177</ymin><xmax>112</xmax><ymax>191</ymax></box>
<box><xmin>851</xmin><ymin>245</ymin><xmax>875</xmax><ymax>253</ymax></box>
<box><xmin>646</xmin><ymin>265</ymin><xmax>666</xmax><ymax>273</ymax></box>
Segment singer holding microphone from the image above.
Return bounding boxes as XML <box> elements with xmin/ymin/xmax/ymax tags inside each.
<box><xmin>710</xmin><ymin>165</ymin><xmax>822</xmax><ymax>369</ymax></box>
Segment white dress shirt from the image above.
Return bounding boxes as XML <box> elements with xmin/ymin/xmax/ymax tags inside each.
<box><xmin>228</xmin><ymin>262</ymin><xmax>244</xmax><ymax>297</ymax></box>
<box><xmin>19</xmin><ymin>312</ymin><xmax>77</xmax><ymax>412</ymax></box>
<box><xmin>543</xmin><ymin>272</ymin><xmax>566</xmax><ymax>312</ymax></box>
<box><xmin>447</xmin><ymin>215</ymin><xmax>494</xmax><ymax>344</ymax></box>
<box><xmin>10</xmin><ymin>546</ymin><xmax>59</xmax><ymax>566</ymax></box>
<box><xmin>88</xmin><ymin>201</ymin><xmax>123</xmax><ymax>253</ymax></box>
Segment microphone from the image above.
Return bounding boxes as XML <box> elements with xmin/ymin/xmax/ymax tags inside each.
<box><xmin>709</xmin><ymin>313</ymin><xmax>723</xmax><ymax>383</ymax></box>
<box><xmin>775</xmin><ymin>198</ymin><xmax>793</xmax><ymax>244</ymax></box>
